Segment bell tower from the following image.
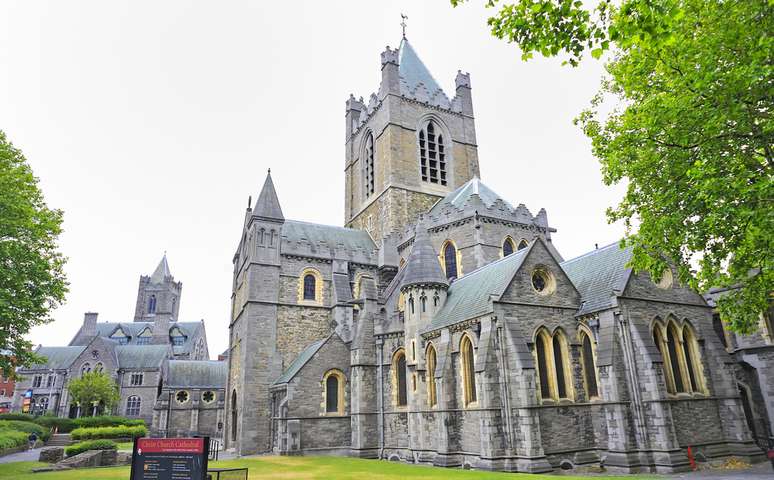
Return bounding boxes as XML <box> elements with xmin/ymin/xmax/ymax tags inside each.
<box><xmin>344</xmin><ymin>36</ymin><xmax>480</xmax><ymax>244</ymax></box>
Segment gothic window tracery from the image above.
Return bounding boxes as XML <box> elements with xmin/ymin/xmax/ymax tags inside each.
<box><xmin>502</xmin><ymin>237</ymin><xmax>515</xmax><ymax>257</ymax></box>
<box><xmin>126</xmin><ymin>396</ymin><xmax>141</xmax><ymax>416</ymax></box>
<box><xmin>419</xmin><ymin>120</ymin><xmax>447</xmax><ymax>186</ymax></box>
<box><xmin>363</xmin><ymin>133</ymin><xmax>375</xmax><ymax>198</ymax></box>
<box><xmin>534</xmin><ymin>328</ymin><xmax>574</xmax><ymax>402</ymax></box>
<box><xmin>461</xmin><ymin>335</ymin><xmax>477</xmax><ymax>406</ymax></box>
<box><xmin>652</xmin><ymin>319</ymin><xmax>707</xmax><ymax>395</ymax></box>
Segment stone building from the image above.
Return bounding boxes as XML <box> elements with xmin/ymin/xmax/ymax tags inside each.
<box><xmin>13</xmin><ymin>256</ymin><xmax>226</xmax><ymax>439</ymax></box>
<box><xmin>224</xmin><ymin>34</ymin><xmax>771</xmax><ymax>473</ymax></box>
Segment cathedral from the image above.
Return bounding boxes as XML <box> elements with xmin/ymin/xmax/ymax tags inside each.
<box><xmin>224</xmin><ymin>35</ymin><xmax>772</xmax><ymax>473</ymax></box>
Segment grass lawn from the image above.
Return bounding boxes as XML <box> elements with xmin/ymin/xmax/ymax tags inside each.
<box><xmin>0</xmin><ymin>456</ymin><xmax>660</xmax><ymax>480</ymax></box>
<box><xmin>114</xmin><ymin>441</ymin><xmax>134</xmax><ymax>451</ymax></box>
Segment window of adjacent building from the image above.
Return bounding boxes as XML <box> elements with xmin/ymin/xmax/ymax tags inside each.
<box><xmin>46</xmin><ymin>375</ymin><xmax>54</xmax><ymax>388</ymax></box>
<box><xmin>38</xmin><ymin>396</ymin><xmax>49</xmax><ymax>412</ymax></box>
<box><xmin>534</xmin><ymin>328</ymin><xmax>574</xmax><ymax>402</ymax></box>
<box><xmin>171</xmin><ymin>335</ymin><xmax>186</xmax><ymax>346</ymax></box>
<box><xmin>460</xmin><ymin>335</ymin><xmax>477</xmax><ymax>406</ymax></box>
<box><xmin>441</xmin><ymin>241</ymin><xmax>458</xmax><ymax>280</ymax></box>
<box><xmin>176</xmin><ymin>390</ymin><xmax>189</xmax><ymax>404</ymax></box>
<box><xmin>363</xmin><ymin>133</ymin><xmax>375</xmax><ymax>198</ymax></box>
<box><xmin>579</xmin><ymin>330</ymin><xmax>599</xmax><ymax>399</ymax></box>
<box><xmin>502</xmin><ymin>237</ymin><xmax>515</xmax><ymax>257</ymax></box>
<box><xmin>118</xmin><ymin>336</ymin><xmax>129</xmax><ymax>345</ymax></box>
<box><xmin>202</xmin><ymin>390</ymin><xmax>215</xmax><ymax>404</ymax></box>
<box><xmin>33</xmin><ymin>375</ymin><xmax>42</xmax><ymax>388</ymax></box>
<box><xmin>130</xmin><ymin>373</ymin><xmax>143</xmax><ymax>386</ymax></box>
<box><xmin>323</xmin><ymin>370</ymin><xmax>345</xmax><ymax>415</ymax></box>
<box><xmin>419</xmin><ymin>120</ymin><xmax>447</xmax><ymax>186</ymax></box>
<box><xmin>0</xmin><ymin>389</ymin><xmax>4</xmax><ymax>396</ymax></box>
<box><xmin>126</xmin><ymin>396</ymin><xmax>141</xmax><ymax>416</ymax></box>
<box><xmin>426</xmin><ymin>344</ymin><xmax>437</xmax><ymax>407</ymax></box>
<box><xmin>148</xmin><ymin>295</ymin><xmax>157</xmax><ymax>314</ymax></box>
<box><xmin>393</xmin><ymin>350</ymin><xmax>408</xmax><ymax>407</ymax></box>
<box><xmin>136</xmin><ymin>337</ymin><xmax>150</xmax><ymax>345</ymax></box>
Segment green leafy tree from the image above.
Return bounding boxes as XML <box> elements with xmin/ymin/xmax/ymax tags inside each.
<box><xmin>0</xmin><ymin>130</ymin><xmax>68</xmax><ymax>374</ymax></box>
<box><xmin>454</xmin><ymin>0</ymin><xmax>773</xmax><ymax>333</ymax></box>
<box><xmin>67</xmin><ymin>372</ymin><xmax>120</xmax><ymax>416</ymax></box>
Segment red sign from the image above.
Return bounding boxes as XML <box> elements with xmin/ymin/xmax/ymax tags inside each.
<box><xmin>137</xmin><ymin>438</ymin><xmax>204</xmax><ymax>454</ymax></box>
<box><xmin>767</xmin><ymin>449</ymin><xmax>774</xmax><ymax>460</ymax></box>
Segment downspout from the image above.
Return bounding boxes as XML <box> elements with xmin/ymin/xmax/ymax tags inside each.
<box><xmin>377</xmin><ymin>338</ymin><xmax>385</xmax><ymax>459</ymax></box>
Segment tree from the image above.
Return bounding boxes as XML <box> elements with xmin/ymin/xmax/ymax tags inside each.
<box><xmin>67</xmin><ymin>372</ymin><xmax>120</xmax><ymax>416</ymax></box>
<box><xmin>0</xmin><ymin>130</ymin><xmax>68</xmax><ymax>374</ymax></box>
<box><xmin>454</xmin><ymin>0</ymin><xmax>773</xmax><ymax>333</ymax></box>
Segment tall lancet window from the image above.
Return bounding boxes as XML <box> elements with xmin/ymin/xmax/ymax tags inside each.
<box><xmin>419</xmin><ymin>121</ymin><xmax>447</xmax><ymax>186</ymax></box>
<box><xmin>364</xmin><ymin>133</ymin><xmax>375</xmax><ymax>198</ymax></box>
<box><xmin>148</xmin><ymin>295</ymin><xmax>157</xmax><ymax>314</ymax></box>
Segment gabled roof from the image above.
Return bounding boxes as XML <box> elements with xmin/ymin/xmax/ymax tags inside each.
<box><xmin>253</xmin><ymin>170</ymin><xmax>284</xmax><ymax>220</ymax></box>
<box><xmin>430</xmin><ymin>177</ymin><xmax>514</xmax><ymax>215</ymax></box>
<box><xmin>401</xmin><ymin>221</ymin><xmax>447</xmax><ymax>289</ymax></box>
<box><xmin>273</xmin><ymin>337</ymin><xmax>327</xmax><ymax>385</ymax></box>
<box><xmin>116</xmin><ymin>345</ymin><xmax>170</xmax><ymax>369</ymax></box>
<box><xmin>150</xmin><ymin>254</ymin><xmax>172</xmax><ymax>283</ymax></box>
<box><xmin>560</xmin><ymin>242</ymin><xmax>633</xmax><ymax>316</ymax></box>
<box><xmin>71</xmin><ymin>321</ymin><xmax>202</xmax><ymax>348</ymax></box>
<box><xmin>167</xmin><ymin>360</ymin><xmax>226</xmax><ymax>388</ymax></box>
<box><xmin>398</xmin><ymin>38</ymin><xmax>445</xmax><ymax>99</ymax></box>
<box><xmin>30</xmin><ymin>346</ymin><xmax>87</xmax><ymax>370</ymax></box>
<box><xmin>423</xmin><ymin>245</ymin><xmax>531</xmax><ymax>333</ymax></box>
<box><xmin>282</xmin><ymin>220</ymin><xmax>375</xmax><ymax>252</ymax></box>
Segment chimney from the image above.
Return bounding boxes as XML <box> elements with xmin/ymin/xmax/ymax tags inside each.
<box><xmin>83</xmin><ymin>312</ymin><xmax>98</xmax><ymax>337</ymax></box>
<box><xmin>152</xmin><ymin>315</ymin><xmax>170</xmax><ymax>345</ymax></box>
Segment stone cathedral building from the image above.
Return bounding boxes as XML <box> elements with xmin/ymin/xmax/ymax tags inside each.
<box><xmin>224</xmin><ymin>36</ymin><xmax>771</xmax><ymax>473</ymax></box>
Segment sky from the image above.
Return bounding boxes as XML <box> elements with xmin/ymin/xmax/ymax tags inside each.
<box><xmin>0</xmin><ymin>0</ymin><xmax>625</xmax><ymax>358</ymax></box>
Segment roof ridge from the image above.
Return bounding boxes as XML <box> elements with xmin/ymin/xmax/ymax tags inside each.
<box><xmin>452</xmin><ymin>245</ymin><xmax>529</xmax><ymax>282</ymax></box>
<box><xmin>561</xmin><ymin>240</ymin><xmax>625</xmax><ymax>266</ymax></box>
<box><xmin>286</xmin><ymin>219</ymin><xmax>369</xmax><ymax>233</ymax></box>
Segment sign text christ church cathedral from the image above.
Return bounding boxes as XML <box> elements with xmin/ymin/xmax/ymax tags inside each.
<box><xmin>224</xmin><ymin>33</ymin><xmax>768</xmax><ymax>473</ymax></box>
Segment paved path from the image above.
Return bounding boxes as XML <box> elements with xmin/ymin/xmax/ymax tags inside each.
<box><xmin>0</xmin><ymin>447</ymin><xmax>39</xmax><ymax>464</ymax></box>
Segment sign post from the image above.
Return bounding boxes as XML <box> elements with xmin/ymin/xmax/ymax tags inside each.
<box><xmin>130</xmin><ymin>437</ymin><xmax>209</xmax><ymax>480</ymax></box>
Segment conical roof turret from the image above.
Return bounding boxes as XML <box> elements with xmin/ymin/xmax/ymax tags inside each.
<box><xmin>253</xmin><ymin>170</ymin><xmax>284</xmax><ymax>221</ymax></box>
<box><xmin>401</xmin><ymin>220</ymin><xmax>448</xmax><ymax>290</ymax></box>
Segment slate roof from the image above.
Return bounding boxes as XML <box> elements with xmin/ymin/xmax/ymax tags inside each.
<box><xmin>423</xmin><ymin>246</ymin><xmax>530</xmax><ymax>333</ymax></box>
<box><xmin>560</xmin><ymin>242</ymin><xmax>633</xmax><ymax>316</ymax></box>
<box><xmin>429</xmin><ymin>178</ymin><xmax>514</xmax><ymax>215</ymax></box>
<box><xmin>167</xmin><ymin>360</ymin><xmax>227</xmax><ymax>388</ymax></box>
<box><xmin>273</xmin><ymin>338</ymin><xmax>326</xmax><ymax>385</ymax></box>
<box><xmin>282</xmin><ymin>220</ymin><xmax>375</xmax><ymax>252</ymax></box>
<box><xmin>401</xmin><ymin>221</ymin><xmax>448</xmax><ymax>289</ymax></box>
<box><xmin>398</xmin><ymin>38</ymin><xmax>445</xmax><ymax>99</ymax></box>
<box><xmin>150</xmin><ymin>254</ymin><xmax>171</xmax><ymax>283</ymax></box>
<box><xmin>253</xmin><ymin>171</ymin><xmax>284</xmax><ymax>220</ymax></box>
<box><xmin>31</xmin><ymin>346</ymin><xmax>87</xmax><ymax>370</ymax></box>
<box><xmin>115</xmin><ymin>345</ymin><xmax>170</xmax><ymax>369</ymax></box>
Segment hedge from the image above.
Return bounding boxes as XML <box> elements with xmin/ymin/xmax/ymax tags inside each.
<box><xmin>65</xmin><ymin>439</ymin><xmax>117</xmax><ymax>457</ymax></box>
<box><xmin>70</xmin><ymin>424</ymin><xmax>147</xmax><ymax>440</ymax></box>
<box><xmin>71</xmin><ymin>416</ymin><xmax>145</xmax><ymax>429</ymax></box>
<box><xmin>33</xmin><ymin>416</ymin><xmax>76</xmax><ymax>433</ymax></box>
<box><xmin>0</xmin><ymin>430</ymin><xmax>28</xmax><ymax>450</ymax></box>
<box><xmin>0</xmin><ymin>413</ymin><xmax>36</xmax><ymax>422</ymax></box>
<box><xmin>0</xmin><ymin>420</ymin><xmax>50</xmax><ymax>441</ymax></box>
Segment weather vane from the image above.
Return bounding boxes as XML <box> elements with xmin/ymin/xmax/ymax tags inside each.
<box><xmin>401</xmin><ymin>13</ymin><xmax>408</xmax><ymax>38</ymax></box>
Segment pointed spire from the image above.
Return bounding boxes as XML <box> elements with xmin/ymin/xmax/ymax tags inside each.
<box><xmin>253</xmin><ymin>169</ymin><xmax>284</xmax><ymax>221</ymax></box>
<box><xmin>398</xmin><ymin>38</ymin><xmax>445</xmax><ymax>98</ymax></box>
<box><xmin>401</xmin><ymin>219</ymin><xmax>448</xmax><ymax>290</ymax></box>
<box><xmin>150</xmin><ymin>253</ymin><xmax>171</xmax><ymax>283</ymax></box>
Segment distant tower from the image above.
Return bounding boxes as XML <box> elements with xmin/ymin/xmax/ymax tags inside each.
<box><xmin>344</xmin><ymin>35</ymin><xmax>480</xmax><ymax>243</ymax></box>
<box><xmin>133</xmin><ymin>254</ymin><xmax>182</xmax><ymax>322</ymax></box>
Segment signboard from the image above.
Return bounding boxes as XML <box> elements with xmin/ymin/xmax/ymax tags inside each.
<box><xmin>130</xmin><ymin>437</ymin><xmax>209</xmax><ymax>480</ymax></box>
<box><xmin>21</xmin><ymin>390</ymin><xmax>32</xmax><ymax>413</ymax></box>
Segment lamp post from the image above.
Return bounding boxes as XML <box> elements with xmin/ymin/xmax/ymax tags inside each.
<box><xmin>46</xmin><ymin>369</ymin><xmax>54</xmax><ymax>415</ymax></box>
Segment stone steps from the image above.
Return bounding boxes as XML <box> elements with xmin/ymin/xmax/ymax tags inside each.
<box><xmin>47</xmin><ymin>434</ymin><xmax>73</xmax><ymax>447</ymax></box>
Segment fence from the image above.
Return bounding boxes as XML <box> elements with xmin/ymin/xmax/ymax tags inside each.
<box><xmin>207</xmin><ymin>468</ymin><xmax>248</xmax><ymax>480</ymax></box>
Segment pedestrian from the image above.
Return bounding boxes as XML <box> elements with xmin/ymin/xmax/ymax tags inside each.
<box><xmin>28</xmin><ymin>432</ymin><xmax>37</xmax><ymax>449</ymax></box>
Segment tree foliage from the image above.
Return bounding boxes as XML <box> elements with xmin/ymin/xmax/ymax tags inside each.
<box><xmin>0</xmin><ymin>131</ymin><xmax>68</xmax><ymax>373</ymax></box>
<box><xmin>67</xmin><ymin>372</ymin><xmax>120</xmax><ymax>412</ymax></box>
<box><xmin>454</xmin><ymin>0</ymin><xmax>773</xmax><ymax>333</ymax></box>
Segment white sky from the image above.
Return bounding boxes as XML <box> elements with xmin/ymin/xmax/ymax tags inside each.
<box><xmin>1</xmin><ymin>0</ymin><xmax>624</xmax><ymax>358</ymax></box>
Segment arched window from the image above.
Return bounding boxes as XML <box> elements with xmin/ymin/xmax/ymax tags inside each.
<box><xmin>419</xmin><ymin>120</ymin><xmax>447</xmax><ymax>185</ymax></box>
<box><xmin>433</xmin><ymin>294</ymin><xmax>439</xmax><ymax>307</ymax></box>
<box><xmin>534</xmin><ymin>328</ymin><xmax>574</xmax><ymax>401</ymax></box>
<box><xmin>323</xmin><ymin>369</ymin><xmax>345</xmax><ymax>415</ymax></box>
<box><xmin>426</xmin><ymin>345</ymin><xmax>437</xmax><ymax>407</ymax></box>
<box><xmin>38</xmin><ymin>396</ymin><xmax>49</xmax><ymax>413</ymax></box>
<box><xmin>653</xmin><ymin>322</ymin><xmax>676</xmax><ymax>394</ymax></box>
<box><xmin>303</xmin><ymin>275</ymin><xmax>316</xmax><ymax>300</ymax></box>
<box><xmin>94</xmin><ymin>362</ymin><xmax>104</xmax><ymax>373</ymax></box>
<box><xmin>653</xmin><ymin>320</ymin><xmax>705</xmax><ymax>395</ymax></box>
<box><xmin>518</xmin><ymin>239</ymin><xmax>529</xmax><ymax>250</ymax></box>
<box><xmin>460</xmin><ymin>335</ymin><xmax>477</xmax><ymax>406</ymax></box>
<box><xmin>81</xmin><ymin>363</ymin><xmax>91</xmax><ymax>376</ymax></box>
<box><xmin>125</xmin><ymin>396</ymin><xmax>141</xmax><ymax>416</ymax></box>
<box><xmin>298</xmin><ymin>268</ymin><xmax>322</xmax><ymax>304</ymax></box>
<box><xmin>231</xmin><ymin>390</ymin><xmax>237</xmax><ymax>442</ymax></box>
<box><xmin>666</xmin><ymin>324</ymin><xmax>686</xmax><ymax>393</ymax></box>
<box><xmin>420</xmin><ymin>295</ymin><xmax>427</xmax><ymax>312</ymax></box>
<box><xmin>442</xmin><ymin>241</ymin><xmax>458</xmax><ymax>280</ymax></box>
<box><xmin>363</xmin><ymin>133</ymin><xmax>375</xmax><ymax>198</ymax></box>
<box><xmin>393</xmin><ymin>350</ymin><xmax>408</xmax><ymax>407</ymax></box>
<box><xmin>580</xmin><ymin>331</ymin><xmax>599</xmax><ymax>399</ymax></box>
<box><xmin>259</xmin><ymin>228</ymin><xmax>265</xmax><ymax>246</ymax></box>
<box><xmin>148</xmin><ymin>295</ymin><xmax>157</xmax><ymax>314</ymax></box>
<box><xmin>408</xmin><ymin>296</ymin><xmax>415</xmax><ymax>315</ymax></box>
<box><xmin>502</xmin><ymin>237</ymin><xmax>515</xmax><ymax>257</ymax></box>
<box><xmin>682</xmin><ymin>324</ymin><xmax>706</xmax><ymax>394</ymax></box>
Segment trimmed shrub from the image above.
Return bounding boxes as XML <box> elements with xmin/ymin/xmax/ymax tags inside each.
<box><xmin>71</xmin><ymin>416</ymin><xmax>145</xmax><ymax>429</ymax></box>
<box><xmin>65</xmin><ymin>439</ymin><xmax>117</xmax><ymax>457</ymax></box>
<box><xmin>0</xmin><ymin>420</ymin><xmax>50</xmax><ymax>441</ymax></box>
<box><xmin>0</xmin><ymin>413</ymin><xmax>36</xmax><ymax>422</ymax></box>
<box><xmin>70</xmin><ymin>424</ymin><xmax>147</xmax><ymax>440</ymax></box>
<box><xmin>34</xmin><ymin>416</ymin><xmax>76</xmax><ymax>433</ymax></box>
<box><xmin>0</xmin><ymin>430</ymin><xmax>28</xmax><ymax>450</ymax></box>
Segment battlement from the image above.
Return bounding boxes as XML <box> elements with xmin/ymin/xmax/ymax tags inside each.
<box><xmin>381</xmin><ymin>46</ymin><xmax>399</xmax><ymax>66</ymax></box>
<box><xmin>455</xmin><ymin>70</ymin><xmax>471</xmax><ymax>89</ymax></box>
